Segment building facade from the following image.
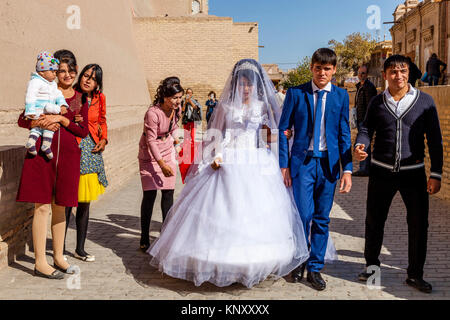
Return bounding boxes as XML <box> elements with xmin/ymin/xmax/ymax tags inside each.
<box><xmin>131</xmin><ymin>0</ymin><xmax>259</xmax><ymax>109</ymax></box>
<box><xmin>367</xmin><ymin>40</ymin><xmax>393</xmax><ymax>90</ymax></box>
<box><xmin>131</xmin><ymin>0</ymin><xmax>209</xmax><ymax>17</ymax></box>
<box><xmin>390</xmin><ymin>0</ymin><xmax>450</xmax><ymax>81</ymax></box>
<box><xmin>262</xmin><ymin>64</ymin><xmax>286</xmax><ymax>88</ymax></box>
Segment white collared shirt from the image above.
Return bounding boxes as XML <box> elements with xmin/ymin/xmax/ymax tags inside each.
<box><xmin>308</xmin><ymin>81</ymin><xmax>331</xmax><ymax>152</ymax></box>
<box><xmin>384</xmin><ymin>84</ymin><xmax>417</xmax><ymax>117</ymax></box>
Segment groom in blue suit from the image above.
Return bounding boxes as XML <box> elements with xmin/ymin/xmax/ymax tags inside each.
<box><xmin>279</xmin><ymin>48</ymin><xmax>353</xmax><ymax>290</ymax></box>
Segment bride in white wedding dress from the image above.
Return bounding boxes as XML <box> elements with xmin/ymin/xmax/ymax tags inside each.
<box><xmin>148</xmin><ymin>59</ymin><xmax>321</xmax><ymax>288</ymax></box>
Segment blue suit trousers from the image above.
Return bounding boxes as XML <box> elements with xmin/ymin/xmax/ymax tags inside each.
<box><xmin>292</xmin><ymin>155</ymin><xmax>337</xmax><ymax>272</ymax></box>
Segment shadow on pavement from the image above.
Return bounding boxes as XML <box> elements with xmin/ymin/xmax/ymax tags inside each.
<box><xmin>84</xmin><ymin>214</ymin><xmax>254</xmax><ymax>297</ymax></box>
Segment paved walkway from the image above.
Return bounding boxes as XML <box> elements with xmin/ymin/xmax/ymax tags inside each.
<box><xmin>1</xmin><ymin>171</ymin><xmax>449</xmax><ymax>300</ymax></box>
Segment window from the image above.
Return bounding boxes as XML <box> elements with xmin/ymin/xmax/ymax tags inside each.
<box><xmin>192</xmin><ymin>0</ymin><xmax>200</xmax><ymax>15</ymax></box>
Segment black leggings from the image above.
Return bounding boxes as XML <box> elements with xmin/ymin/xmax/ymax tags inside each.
<box><xmin>140</xmin><ymin>189</ymin><xmax>174</xmax><ymax>246</ymax></box>
<box><xmin>64</xmin><ymin>202</ymin><xmax>91</xmax><ymax>256</ymax></box>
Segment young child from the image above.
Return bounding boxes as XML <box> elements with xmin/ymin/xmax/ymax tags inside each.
<box><xmin>24</xmin><ymin>51</ymin><xmax>68</xmax><ymax>159</ymax></box>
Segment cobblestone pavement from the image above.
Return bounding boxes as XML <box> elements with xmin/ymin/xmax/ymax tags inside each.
<box><xmin>1</xmin><ymin>171</ymin><xmax>449</xmax><ymax>300</ymax></box>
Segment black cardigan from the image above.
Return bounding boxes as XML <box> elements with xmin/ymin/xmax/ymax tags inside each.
<box><xmin>356</xmin><ymin>90</ymin><xmax>443</xmax><ymax>180</ymax></box>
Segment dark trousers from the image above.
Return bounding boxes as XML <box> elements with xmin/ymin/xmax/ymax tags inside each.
<box><xmin>428</xmin><ymin>75</ymin><xmax>440</xmax><ymax>86</ymax></box>
<box><xmin>364</xmin><ymin>165</ymin><xmax>429</xmax><ymax>279</ymax></box>
<box><xmin>140</xmin><ymin>189</ymin><xmax>174</xmax><ymax>246</ymax></box>
<box><xmin>357</xmin><ymin>121</ymin><xmax>371</xmax><ymax>173</ymax></box>
<box><xmin>64</xmin><ymin>202</ymin><xmax>91</xmax><ymax>255</ymax></box>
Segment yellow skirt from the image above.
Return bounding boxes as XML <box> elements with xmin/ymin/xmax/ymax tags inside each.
<box><xmin>78</xmin><ymin>173</ymin><xmax>105</xmax><ymax>202</ymax></box>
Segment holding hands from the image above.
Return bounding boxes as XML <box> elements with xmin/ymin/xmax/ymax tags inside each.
<box><xmin>211</xmin><ymin>157</ymin><xmax>222</xmax><ymax>170</ymax></box>
<box><xmin>354</xmin><ymin>144</ymin><xmax>368</xmax><ymax>161</ymax></box>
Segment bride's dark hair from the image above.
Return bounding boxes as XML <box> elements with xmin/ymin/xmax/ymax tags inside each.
<box><xmin>229</xmin><ymin>59</ymin><xmax>265</xmax><ymax>101</ymax></box>
<box><xmin>153</xmin><ymin>76</ymin><xmax>184</xmax><ymax>105</ymax></box>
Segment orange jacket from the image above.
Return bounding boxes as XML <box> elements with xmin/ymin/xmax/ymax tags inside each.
<box><xmin>76</xmin><ymin>92</ymin><xmax>108</xmax><ymax>145</ymax></box>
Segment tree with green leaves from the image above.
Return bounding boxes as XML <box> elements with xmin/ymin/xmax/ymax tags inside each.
<box><xmin>280</xmin><ymin>56</ymin><xmax>313</xmax><ymax>89</ymax></box>
<box><xmin>328</xmin><ymin>32</ymin><xmax>377</xmax><ymax>82</ymax></box>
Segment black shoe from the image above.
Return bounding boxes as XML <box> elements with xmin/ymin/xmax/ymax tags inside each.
<box><xmin>139</xmin><ymin>244</ymin><xmax>150</xmax><ymax>253</ymax></box>
<box><xmin>291</xmin><ymin>263</ymin><xmax>306</xmax><ymax>283</ymax></box>
<box><xmin>352</xmin><ymin>171</ymin><xmax>369</xmax><ymax>177</ymax></box>
<box><xmin>307</xmin><ymin>271</ymin><xmax>326</xmax><ymax>291</ymax></box>
<box><xmin>358</xmin><ymin>270</ymin><xmax>375</xmax><ymax>282</ymax></box>
<box><xmin>34</xmin><ymin>268</ymin><xmax>65</xmax><ymax>280</ymax></box>
<box><xmin>406</xmin><ymin>278</ymin><xmax>432</xmax><ymax>293</ymax></box>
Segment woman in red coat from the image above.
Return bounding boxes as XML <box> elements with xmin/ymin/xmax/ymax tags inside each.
<box><xmin>16</xmin><ymin>52</ymin><xmax>89</xmax><ymax>279</ymax></box>
<box><xmin>65</xmin><ymin>63</ymin><xmax>108</xmax><ymax>263</ymax></box>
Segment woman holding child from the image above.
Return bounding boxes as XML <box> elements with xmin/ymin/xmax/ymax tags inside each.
<box><xmin>16</xmin><ymin>50</ymin><xmax>89</xmax><ymax>279</ymax></box>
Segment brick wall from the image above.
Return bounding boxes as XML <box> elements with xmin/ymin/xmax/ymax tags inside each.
<box><xmin>0</xmin><ymin>146</ymin><xmax>34</xmax><ymax>270</ymax></box>
<box><xmin>132</xmin><ymin>16</ymin><xmax>258</xmax><ymax>117</ymax></box>
<box><xmin>421</xmin><ymin>86</ymin><xmax>450</xmax><ymax>201</ymax></box>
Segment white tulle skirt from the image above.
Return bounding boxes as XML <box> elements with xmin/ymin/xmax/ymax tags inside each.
<box><xmin>148</xmin><ymin>148</ymin><xmax>319</xmax><ymax>288</ymax></box>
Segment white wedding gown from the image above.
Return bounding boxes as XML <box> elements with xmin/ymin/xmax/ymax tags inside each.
<box><xmin>148</xmin><ymin>101</ymin><xmax>333</xmax><ymax>288</ymax></box>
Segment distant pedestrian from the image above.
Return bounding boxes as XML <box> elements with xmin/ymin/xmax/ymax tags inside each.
<box><xmin>275</xmin><ymin>85</ymin><xmax>286</xmax><ymax>107</ymax></box>
<box><xmin>179</xmin><ymin>88</ymin><xmax>202</xmax><ymax>182</ymax></box>
<box><xmin>205</xmin><ymin>91</ymin><xmax>218</xmax><ymax>123</ymax></box>
<box><xmin>353</xmin><ymin>64</ymin><xmax>377</xmax><ymax>177</ymax></box>
<box><xmin>426</xmin><ymin>53</ymin><xmax>447</xmax><ymax>86</ymax></box>
<box><xmin>406</xmin><ymin>57</ymin><xmax>422</xmax><ymax>88</ymax></box>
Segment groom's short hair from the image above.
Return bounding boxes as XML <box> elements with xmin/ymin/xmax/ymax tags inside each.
<box><xmin>311</xmin><ymin>48</ymin><xmax>337</xmax><ymax>67</ymax></box>
<box><xmin>383</xmin><ymin>54</ymin><xmax>410</xmax><ymax>72</ymax></box>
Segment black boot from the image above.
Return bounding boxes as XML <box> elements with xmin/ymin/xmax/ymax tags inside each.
<box><xmin>291</xmin><ymin>262</ymin><xmax>306</xmax><ymax>283</ymax></box>
<box><xmin>307</xmin><ymin>271</ymin><xmax>326</xmax><ymax>291</ymax></box>
<box><xmin>406</xmin><ymin>278</ymin><xmax>432</xmax><ymax>293</ymax></box>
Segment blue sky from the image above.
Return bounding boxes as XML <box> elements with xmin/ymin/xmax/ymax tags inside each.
<box><xmin>210</xmin><ymin>0</ymin><xmax>403</xmax><ymax>70</ymax></box>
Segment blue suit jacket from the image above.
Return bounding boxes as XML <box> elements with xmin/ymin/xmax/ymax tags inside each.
<box><xmin>278</xmin><ymin>81</ymin><xmax>353</xmax><ymax>180</ymax></box>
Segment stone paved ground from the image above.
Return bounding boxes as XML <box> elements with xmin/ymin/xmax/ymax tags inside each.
<box><xmin>0</xmin><ymin>171</ymin><xmax>449</xmax><ymax>300</ymax></box>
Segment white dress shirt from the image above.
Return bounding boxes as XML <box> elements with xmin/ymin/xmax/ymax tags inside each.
<box><xmin>309</xmin><ymin>81</ymin><xmax>352</xmax><ymax>175</ymax></box>
<box><xmin>384</xmin><ymin>84</ymin><xmax>417</xmax><ymax>117</ymax></box>
<box><xmin>309</xmin><ymin>81</ymin><xmax>331</xmax><ymax>152</ymax></box>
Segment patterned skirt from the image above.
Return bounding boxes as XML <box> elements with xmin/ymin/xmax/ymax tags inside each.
<box><xmin>79</xmin><ymin>135</ymin><xmax>108</xmax><ymax>202</ymax></box>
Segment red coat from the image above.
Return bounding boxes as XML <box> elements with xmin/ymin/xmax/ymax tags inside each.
<box><xmin>76</xmin><ymin>92</ymin><xmax>107</xmax><ymax>145</ymax></box>
<box><xmin>16</xmin><ymin>91</ymin><xmax>89</xmax><ymax>207</ymax></box>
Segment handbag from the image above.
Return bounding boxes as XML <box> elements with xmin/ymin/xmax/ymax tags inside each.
<box><xmin>192</xmin><ymin>105</ymin><xmax>202</xmax><ymax>121</ymax></box>
<box><xmin>182</xmin><ymin>101</ymin><xmax>202</xmax><ymax>124</ymax></box>
<box><xmin>421</xmin><ymin>72</ymin><xmax>429</xmax><ymax>83</ymax></box>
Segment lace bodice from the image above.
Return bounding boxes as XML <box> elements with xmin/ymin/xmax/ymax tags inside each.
<box><xmin>222</xmin><ymin>101</ymin><xmax>271</xmax><ymax>151</ymax></box>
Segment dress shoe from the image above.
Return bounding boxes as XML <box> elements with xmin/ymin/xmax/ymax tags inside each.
<box><xmin>358</xmin><ymin>269</ymin><xmax>375</xmax><ymax>282</ymax></box>
<box><xmin>74</xmin><ymin>251</ymin><xmax>95</xmax><ymax>262</ymax></box>
<box><xmin>352</xmin><ymin>171</ymin><xmax>369</xmax><ymax>177</ymax></box>
<box><xmin>291</xmin><ymin>263</ymin><xmax>306</xmax><ymax>283</ymax></box>
<box><xmin>53</xmin><ymin>263</ymin><xmax>78</xmax><ymax>274</ymax></box>
<box><xmin>307</xmin><ymin>271</ymin><xmax>326</xmax><ymax>291</ymax></box>
<box><xmin>406</xmin><ymin>278</ymin><xmax>432</xmax><ymax>293</ymax></box>
<box><xmin>34</xmin><ymin>268</ymin><xmax>65</xmax><ymax>280</ymax></box>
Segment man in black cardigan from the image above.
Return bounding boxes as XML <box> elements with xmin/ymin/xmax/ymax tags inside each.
<box><xmin>354</xmin><ymin>54</ymin><xmax>443</xmax><ymax>293</ymax></box>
